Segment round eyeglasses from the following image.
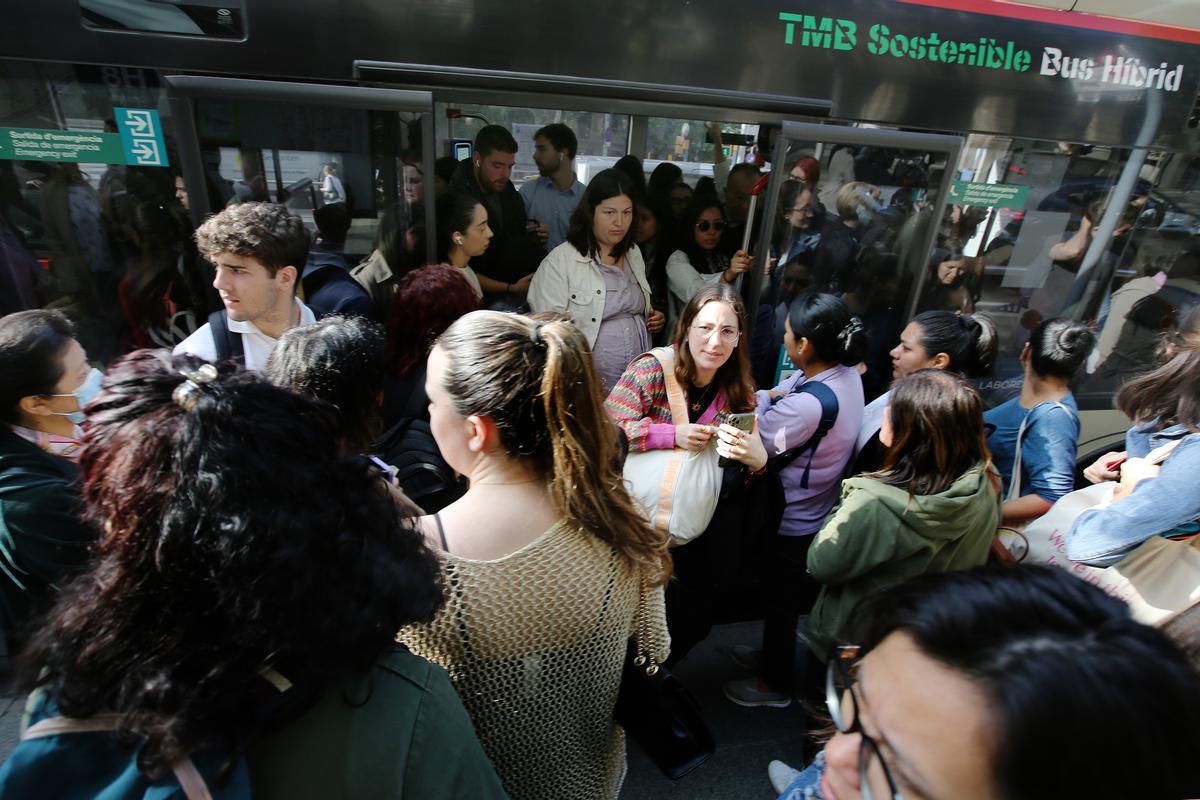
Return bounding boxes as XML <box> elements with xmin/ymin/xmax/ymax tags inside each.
<box><xmin>690</xmin><ymin>323</ymin><xmax>740</xmax><ymax>344</ymax></box>
<box><xmin>827</xmin><ymin>645</ymin><xmax>903</xmax><ymax>800</ymax></box>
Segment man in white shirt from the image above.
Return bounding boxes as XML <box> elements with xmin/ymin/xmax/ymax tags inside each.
<box><xmin>174</xmin><ymin>202</ymin><xmax>315</xmax><ymax>371</ymax></box>
<box><xmin>519</xmin><ymin>123</ymin><xmax>584</xmax><ymax>252</ymax></box>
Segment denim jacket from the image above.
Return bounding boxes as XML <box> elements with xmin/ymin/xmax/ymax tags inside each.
<box><xmin>1066</xmin><ymin>422</ymin><xmax>1200</xmax><ymax>566</ymax></box>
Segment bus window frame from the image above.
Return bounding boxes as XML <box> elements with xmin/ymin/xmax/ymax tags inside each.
<box><xmin>744</xmin><ymin>121</ymin><xmax>964</xmax><ymax>334</ymax></box>
<box><xmin>165</xmin><ymin>74</ymin><xmax>438</xmax><ymax>264</ymax></box>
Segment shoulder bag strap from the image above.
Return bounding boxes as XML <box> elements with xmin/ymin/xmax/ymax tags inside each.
<box><xmin>1009</xmin><ymin>401</ymin><xmax>1077</xmax><ymax>502</ymax></box>
<box><xmin>23</xmin><ymin>715</ymin><xmax>213</xmax><ymax>800</ymax></box>
<box><xmin>648</xmin><ymin>348</ymin><xmax>689</xmax><ymax>426</ymax></box>
<box><xmin>771</xmin><ymin>380</ymin><xmax>840</xmax><ymax>489</ymax></box>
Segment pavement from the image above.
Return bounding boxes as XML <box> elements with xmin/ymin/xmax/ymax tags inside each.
<box><xmin>0</xmin><ymin>621</ymin><xmax>812</xmax><ymax>798</ymax></box>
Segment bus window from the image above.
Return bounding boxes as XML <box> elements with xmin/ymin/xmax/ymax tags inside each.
<box><xmin>434</xmin><ymin>103</ymin><xmax>631</xmax><ymax>187</ymax></box>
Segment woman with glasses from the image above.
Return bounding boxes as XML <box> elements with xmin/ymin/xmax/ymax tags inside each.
<box><xmin>768</xmin><ymin>565</ymin><xmax>1200</xmax><ymax>800</ymax></box>
<box><xmin>529</xmin><ymin>168</ymin><xmax>666</xmax><ymax>394</ymax></box>
<box><xmin>725</xmin><ymin>293</ymin><xmax>867</xmax><ymax>709</ymax></box>
<box><xmin>665</xmin><ymin>196</ymin><xmax>754</xmax><ymax>335</ymax></box>
<box><xmin>606</xmin><ymin>283</ymin><xmax>766</xmax><ymax>665</ymax></box>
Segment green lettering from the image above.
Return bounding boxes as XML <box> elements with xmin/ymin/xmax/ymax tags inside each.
<box><xmin>939</xmin><ymin>40</ymin><xmax>958</xmax><ymax>62</ymax></box>
<box><xmin>834</xmin><ymin>18</ymin><xmax>857</xmax><ymax>50</ymax></box>
<box><xmin>926</xmin><ymin>31</ymin><xmax>941</xmax><ymax>62</ymax></box>
<box><xmin>801</xmin><ymin>16</ymin><xmax>834</xmax><ymax>49</ymax></box>
<box><xmin>779</xmin><ymin>12</ymin><xmax>804</xmax><ymax>45</ymax></box>
<box><xmin>867</xmin><ymin>23</ymin><xmax>889</xmax><ymax>56</ymax></box>
<box><xmin>1014</xmin><ymin>49</ymin><xmax>1031</xmax><ymax>72</ymax></box>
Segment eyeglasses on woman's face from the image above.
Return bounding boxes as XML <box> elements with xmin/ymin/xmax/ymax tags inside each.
<box><xmin>828</xmin><ymin>645</ymin><xmax>904</xmax><ymax>800</ymax></box>
<box><xmin>690</xmin><ymin>323</ymin><xmax>740</xmax><ymax>344</ymax></box>
<box><xmin>695</xmin><ymin>218</ymin><xmax>726</xmax><ymax>233</ymax></box>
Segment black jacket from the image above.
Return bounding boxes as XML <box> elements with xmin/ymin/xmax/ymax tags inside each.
<box><xmin>0</xmin><ymin>428</ymin><xmax>95</xmax><ymax>651</ymax></box>
<box><xmin>448</xmin><ymin>162</ymin><xmax>545</xmax><ymax>285</ymax></box>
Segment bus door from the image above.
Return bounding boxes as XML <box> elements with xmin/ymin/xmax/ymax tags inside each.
<box><xmin>166</xmin><ymin>76</ymin><xmax>436</xmax><ymax>264</ymax></box>
<box><xmin>747</xmin><ymin>121</ymin><xmax>961</xmax><ymax>398</ymax></box>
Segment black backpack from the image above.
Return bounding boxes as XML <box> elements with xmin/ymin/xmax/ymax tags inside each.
<box><xmin>371</xmin><ymin>366</ymin><xmax>464</xmax><ymax>514</ymax></box>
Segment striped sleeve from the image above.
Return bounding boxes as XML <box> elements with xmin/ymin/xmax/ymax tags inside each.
<box><xmin>605</xmin><ymin>354</ymin><xmax>676</xmax><ymax>452</ymax></box>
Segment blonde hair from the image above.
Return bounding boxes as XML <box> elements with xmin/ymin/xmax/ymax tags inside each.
<box><xmin>834</xmin><ymin>181</ymin><xmax>879</xmax><ymax>222</ymax></box>
<box><xmin>435</xmin><ymin>311</ymin><xmax>671</xmax><ymax>584</ymax></box>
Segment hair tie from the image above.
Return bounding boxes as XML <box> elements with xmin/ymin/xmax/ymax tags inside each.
<box><xmin>529</xmin><ymin>321</ymin><xmax>547</xmax><ymax>347</ymax></box>
<box><xmin>838</xmin><ymin>317</ymin><xmax>864</xmax><ymax>348</ymax></box>
<box><xmin>172</xmin><ymin>363</ymin><xmax>219</xmax><ymax>410</ymax></box>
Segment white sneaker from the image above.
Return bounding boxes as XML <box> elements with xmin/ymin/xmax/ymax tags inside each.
<box><xmin>768</xmin><ymin>759</ymin><xmax>802</xmax><ymax>794</ymax></box>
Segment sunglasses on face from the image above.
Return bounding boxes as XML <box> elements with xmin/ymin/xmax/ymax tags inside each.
<box><xmin>695</xmin><ymin>219</ymin><xmax>726</xmax><ymax>232</ymax></box>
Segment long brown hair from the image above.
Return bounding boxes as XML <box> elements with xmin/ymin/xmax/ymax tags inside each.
<box><xmin>1116</xmin><ymin>305</ymin><xmax>1200</xmax><ymax>432</ymax></box>
<box><xmin>436</xmin><ymin>310</ymin><xmax>671</xmax><ymax>584</ymax></box>
<box><xmin>672</xmin><ymin>284</ymin><xmax>755</xmax><ymax>412</ymax></box>
<box><xmin>872</xmin><ymin>369</ymin><xmax>995</xmax><ymax>496</ymax></box>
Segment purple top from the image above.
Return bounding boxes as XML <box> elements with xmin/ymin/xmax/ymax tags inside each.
<box><xmin>755</xmin><ymin>364</ymin><xmax>865</xmax><ymax>536</ymax></box>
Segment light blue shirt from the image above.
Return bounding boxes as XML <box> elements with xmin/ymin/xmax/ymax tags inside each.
<box><xmin>519</xmin><ymin>175</ymin><xmax>584</xmax><ymax>251</ymax></box>
<box><xmin>1066</xmin><ymin>422</ymin><xmax>1200</xmax><ymax>566</ymax></box>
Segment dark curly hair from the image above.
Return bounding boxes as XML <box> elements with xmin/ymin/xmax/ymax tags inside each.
<box><xmin>19</xmin><ymin>350</ymin><xmax>443</xmax><ymax>778</ymax></box>
<box><xmin>264</xmin><ymin>315</ymin><xmax>387</xmax><ymax>453</ymax></box>
<box><xmin>194</xmin><ymin>201</ymin><xmax>310</xmax><ymax>275</ymax></box>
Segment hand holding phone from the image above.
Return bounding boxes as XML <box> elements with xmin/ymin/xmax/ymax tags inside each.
<box><xmin>717</xmin><ymin>412</ymin><xmax>756</xmax><ymax>467</ymax></box>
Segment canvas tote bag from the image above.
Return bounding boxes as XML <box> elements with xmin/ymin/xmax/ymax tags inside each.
<box><xmin>1001</xmin><ymin>440</ymin><xmax>1200</xmax><ymax>624</ymax></box>
<box><xmin>621</xmin><ymin>348</ymin><xmax>722</xmax><ymax>545</ymax></box>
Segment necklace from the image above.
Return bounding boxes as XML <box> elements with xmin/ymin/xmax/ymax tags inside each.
<box><xmin>688</xmin><ymin>382</ymin><xmax>718</xmax><ymax>413</ymax></box>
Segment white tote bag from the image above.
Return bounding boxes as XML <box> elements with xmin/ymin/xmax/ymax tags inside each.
<box><xmin>622</xmin><ymin>348</ymin><xmax>722</xmax><ymax>546</ymax></box>
<box><xmin>1002</xmin><ymin>441</ymin><xmax>1200</xmax><ymax>624</ymax></box>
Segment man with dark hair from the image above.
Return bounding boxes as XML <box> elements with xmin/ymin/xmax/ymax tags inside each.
<box><xmin>174</xmin><ymin>202</ymin><xmax>315</xmax><ymax>369</ymax></box>
<box><xmin>719</xmin><ymin>162</ymin><xmax>763</xmax><ymax>256</ymax></box>
<box><xmin>519</xmin><ymin>123</ymin><xmax>584</xmax><ymax>251</ymax></box>
<box><xmin>301</xmin><ymin>204</ymin><xmax>374</xmax><ymax>320</ymax></box>
<box><xmin>449</xmin><ymin>124</ymin><xmax>542</xmax><ymax>303</ymax></box>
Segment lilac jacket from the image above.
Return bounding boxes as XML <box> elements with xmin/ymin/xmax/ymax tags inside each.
<box><xmin>756</xmin><ymin>364</ymin><xmax>865</xmax><ymax>536</ymax></box>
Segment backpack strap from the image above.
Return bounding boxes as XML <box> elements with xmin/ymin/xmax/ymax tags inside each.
<box><xmin>207</xmin><ymin>309</ymin><xmax>244</xmax><ymax>364</ymax></box>
<box><xmin>770</xmin><ymin>380</ymin><xmax>839</xmax><ymax>489</ymax></box>
<box><xmin>22</xmin><ymin>715</ymin><xmax>213</xmax><ymax>800</ymax></box>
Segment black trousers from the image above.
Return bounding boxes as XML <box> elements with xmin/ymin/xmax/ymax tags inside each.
<box><xmin>663</xmin><ymin>495</ymin><xmax>744</xmax><ymax>668</ymax></box>
<box><xmin>760</xmin><ymin>533</ymin><xmax>823</xmax><ymax>693</ymax></box>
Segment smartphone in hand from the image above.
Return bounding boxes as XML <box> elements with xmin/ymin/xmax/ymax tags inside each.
<box><xmin>719</xmin><ymin>412</ymin><xmax>757</xmax><ymax>468</ymax></box>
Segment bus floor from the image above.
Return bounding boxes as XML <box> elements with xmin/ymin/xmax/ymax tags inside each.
<box><xmin>623</xmin><ymin>619</ymin><xmax>812</xmax><ymax>799</ymax></box>
<box><xmin>0</xmin><ymin>621</ymin><xmax>811</xmax><ymax>797</ymax></box>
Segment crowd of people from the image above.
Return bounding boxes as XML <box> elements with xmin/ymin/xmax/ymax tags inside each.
<box><xmin>0</xmin><ymin>120</ymin><xmax>1198</xmax><ymax>800</ymax></box>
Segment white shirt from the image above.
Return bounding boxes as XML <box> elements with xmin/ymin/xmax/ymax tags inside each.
<box><xmin>173</xmin><ymin>298</ymin><xmax>316</xmax><ymax>371</ymax></box>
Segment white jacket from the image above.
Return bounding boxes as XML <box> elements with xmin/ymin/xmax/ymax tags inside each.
<box><xmin>528</xmin><ymin>241</ymin><xmax>652</xmax><ymax>347</ymax></box>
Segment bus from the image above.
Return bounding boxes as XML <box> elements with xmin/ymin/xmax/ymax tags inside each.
<box><xmin>2</xmin><ymin>0</ymin><xmax>1199</xmax><ymax>466</ymax></box>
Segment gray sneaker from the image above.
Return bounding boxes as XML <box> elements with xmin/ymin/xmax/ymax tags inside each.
<box><xmin>723</xmin><ymin>677</ymin><xmax>792</xmax><ymax>708</ymax></box>
<box><xmin>728</xmin><ymin>644</ymin><xmax>763</xmax><ymax>672</ymax></box>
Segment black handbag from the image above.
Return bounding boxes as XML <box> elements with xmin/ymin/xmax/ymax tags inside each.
<box><xmin>614</xmin><ymin>581</ymin><xmax>715</xmax><ymax>780</ymax></box>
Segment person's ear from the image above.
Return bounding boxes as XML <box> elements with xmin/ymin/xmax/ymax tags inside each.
<box><xmin>466</xmin><ymin>414</ymin><xmax>500</xmax><ymax>454</ymax></box>
<box><xmin>18</xmin><ymin>395</ymin><xmax>52</xmax><ymax>420</ymax></box>
<box><xmin>930</xmin><ymin>351</ymin><xmax>951</xmax><ymax>370</ymax></box>
<box><xmin>277</xmin><ymin>265</ymin><xmax>298</xmax><ymax>292</ymax></box>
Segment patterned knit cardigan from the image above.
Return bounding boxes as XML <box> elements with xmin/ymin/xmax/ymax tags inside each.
<box><xmin>605</xmin><ymin>351</ymin><xmax>730</xmax><ymax>452</ymax></box>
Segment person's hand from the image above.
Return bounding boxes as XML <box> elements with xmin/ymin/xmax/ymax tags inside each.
<box><xmin>531</xmin><ymin>220</ymin><xmax>549</xmax><ymax>245</ymax></box>
<box><xmin>723</xmin><ymin>251</ymin><xmax>752</xmax><ymax>282</ymax></box>
<box><xmin>510</xmin><ymin>274</ymin><xmax>533</xmax><ymax>295</ymax></box>
<box><xmin>763</xmin><ymin>255</ymin><xmax>777</xmax><ymax>278</ymax></box>
<box><xmin>675</xmin><ymin>424</ymin><xmax>714</xmax><ymax>451</ymax></box>
<box><xmin>1112</xmin><ymin>457</ymin><xmax>1159</xmax><ymax>502</ymax></box>
<box><xmin>646</xmin><ymin>308</ymin><xmax>666</xmax><ymax>334</ymax></box>
<box><xmin>1083</xmin><ymin>451</ymin><xmax>1126</xmax><ymax>484</ymax></box>
<box><xmin>715</xmin><ymin>422</ymin><xmax>766</xmax><ymax>471</ymax></box>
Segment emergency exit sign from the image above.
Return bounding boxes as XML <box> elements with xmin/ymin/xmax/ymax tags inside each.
<box><xmin>0</xmin><ymin>107</ymin><xmax>168</xmax><ymax>167</ymax></box>
<box><xmin>948</xmin><ymin>181</ymin><xmax>1029</xmax><ymax>209</ymax></box>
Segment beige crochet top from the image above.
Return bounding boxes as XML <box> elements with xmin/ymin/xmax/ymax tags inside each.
<box><xmin>399</xmin><ymin>520</ymin><xmax>669</xmax><ymax>800</ymax></box>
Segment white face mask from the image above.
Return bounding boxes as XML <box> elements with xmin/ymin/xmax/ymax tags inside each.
<box><xmin>49</xmin><ymin>367</ymin><xmax>102</xmax><ymax>425</ymax></box>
